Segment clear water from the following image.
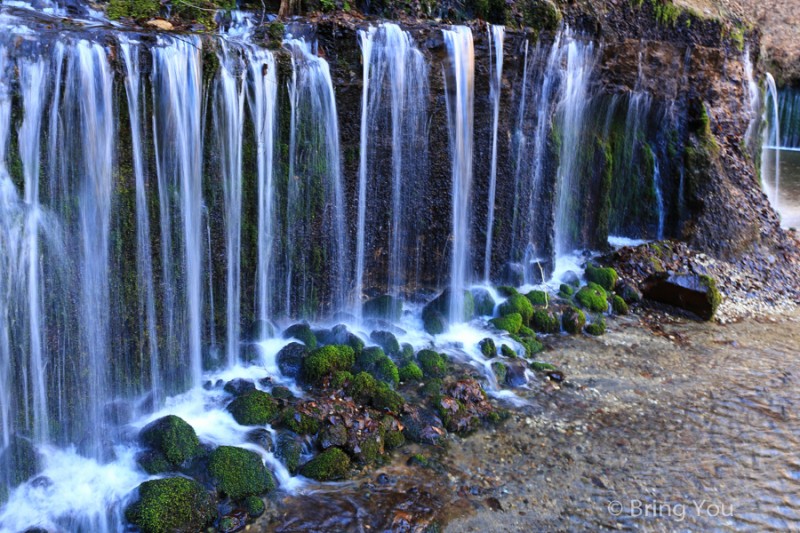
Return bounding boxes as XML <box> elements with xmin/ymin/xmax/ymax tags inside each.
<box><xmin>764</xmin><ymin>148</ymin><xmax>800</xmax><ymax>229</ymax></box>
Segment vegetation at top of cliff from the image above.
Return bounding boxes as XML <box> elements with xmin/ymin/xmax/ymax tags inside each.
<box><xmin>107</xmin><ymin>0</ymin><xmax>161</xmax><ymax>20</ymax></box>
<box><xmin>107</xmin><ymin>0</ymin><xmax>235</xmax><ymax>29</ymax></box>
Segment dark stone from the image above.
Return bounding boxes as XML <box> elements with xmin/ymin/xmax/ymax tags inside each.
<box><xmin>223</xmin><ymin>379</ymin><xmax>256</xmax><ymax>397</ymax></box>
<box><xmin>246</xmin><ymin>429</ymin><xmax>274</xmax><ymax>453</ymax></box>
<box><xmin>471</xmin><ymin>288</ymin><xmax>496</xmax><ymax>316</ymax></box>
<box><xmin>370</xmin><ymin>330</ymin><xmax>400</xmax><ymax>355</ymax></box>
<box><xmin>363</xmin><ymin>294</ymin><xmax>403</xmax><ymax>320</ymax></box>
<box><xmin>504</xmin><ymin>362</ymin><xmax>529</xmax><ymax>387</ymax></box>
<box><xmin>319</xmin><ymin>423</ymin><xmax>348</xmax><ymax>450</ymax></box>
<box><xmin>641</xmin><ymin>273</ymin><xmax>721</xmax><ymax>320</ymax></box>
<box><xmin>500</xmin><ymin>262</ymin><xmax>525</xmax><ymax>286</ymax></box>
<box><xmin>282</xmin><ymin>323</ymin><xmax>317</xmax><ymax>348</ymax></box>
<box><xmin>400</xmin><ymin>407</ymin><xmax>445</xmax><ymax>444</ymax></box>
<box><xmin>562</xmin><ymin>270</ymin><xmax>580</xmax><ymax>287</ymax></box>
<box><xmin>243</xmin><ymin>319</ymin><xmax>275</xmax><ymax>341</ymax></box>
<box><xmin>616</xmin><ymin>280</ymin><xmax>643</xmax><ymax>303</ymax></box>
<box><xmin>0</xmin><ymin>435</ymin><xmax>40</xmax><ymax>488</ymax></box>
<box><xmin>276</xmin><ymin>342</ymin><xmax>308</xmax><ymax>378</ymax></box>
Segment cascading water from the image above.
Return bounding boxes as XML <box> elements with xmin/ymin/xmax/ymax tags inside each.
<box><xmin>553</xmin><ymin>33</ymin><xmax>595</xmax><ymax>258</ymax></box>
<box><xmin>778</xmin><ymin>88</ymin><xmax>800</xmax><ymax>148</ymax></box>
<box><xmin>152</xmin><ymin>35</ymin><xmax>205</xmax><ymax>389</ymax></box>
<box><xmin>443</xmin><ymin>26</ymin><xmax>475</xmax><ymax>323</ymax></box>
<box><xmin>354</xmin><ymin>23</ymin><xmax>428</xmax><ymax>317</ymax></box>
<box><xmin>215</xmin><ymin>40</ymin><xmax>247</xmax><ymax>365</ymax></box>
<box><xmin>119</xmin><ymin>37</ymin><xmax>161</xmax><ymax>403</ymax></box>
<box><xmin>483</xmin><ymin>24</ymin><xmax>504</xmax><ymax>282</ymax></box>
<box><xmin>653</xmin><ymin>151</ymin><xmax>665</xmax><ymax>240</ymax></box>
<box><xmin>283</xmin><ymin>38</ymin><xmax>347</xmax><ymax>318</ymax></box>
<box><xmin>763</xmin><ymin>73</ymin><xmax>781</xmax><ymax>211</ymax></box>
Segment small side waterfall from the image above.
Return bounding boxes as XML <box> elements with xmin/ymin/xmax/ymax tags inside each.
<box><xmin>443</xmin><ymin>26</ymin><xmax>475</xmax><ymax>322</ymax></box>
<box><xmin>354</xmin><ymin>23</ymin><xmax>428</xmax><ymax>317</ymax></box>
<box><xmin>763</xmin><ymin>73</ymin><xmax>781</xmax><ymax>211</ymax></box>
<box><xmin>653</xmin><ymin>151</ymin><xmax>664</xmax><ymax>240</ymax></box>
<box><xmin>778</xmin><ymin>88</ymin><xmax>800</xmax><ymax>148</ymax></box>
<box><xmin>553</xmin><ymin>33</ymin><xmax>595</xmax><ymax>258</ymax></box>
<box><xmin>483</xmin><ymin>24</ymin><xmax>504</xmax><ymax>282</ymax></box>
<box><xmin>152</xmin><ymin>36</ymin><xmax>205</xmax><ymax>389</ymax></box>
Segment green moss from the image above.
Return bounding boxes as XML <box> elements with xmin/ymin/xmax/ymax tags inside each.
<box><xmin>171</xmin><ymin>0</ymin><xmax>225</xmax><ymax>29</ymax></box>
<box><xmin>612</xmin><ymin>295</ymin><xmax>629</xmax><ymax>315</ymax></box>
<box><xmin>585</xmin><ymin>265</ymin><xmax>618</xmax><ymax>291</ymax></box>
<box><xmin>421</xmin><ymin>378</ymin><xmax>444</xmax><ymax>398</ymax></box>
<box><xmin>268</xmin><ymin>21</ymin><xmax>285</xmax><ymax>41</ymax></box>
<box><xmin>303</xmin><ymin>345</ymin><xmax>355</xmax><ymax>384</ymax></box>
<box><xmin>500</xmin><ymin>344</ymin><xmax>516</xmax><ymax>358</ymax></box>
<box><xmin>585</xmin><ymin>317</ymin><xmax>606</xmax><ymax>336</ymax></box>
<box><xmin>276</xmin><ymin>408</ymin><xmax>320</xmax><ymax>435</ymax></box>
<box><xmin>125</xmin><ymin>477</ymin><xmax>216</xmax><ymax>533</ymax></box>
<box><xmin>348</xmin><ymin>372</ymin><xmax>404</xmax><ymax>411</ymax></box>
<box><xmin>472</xmin><ymin>289</ymin><xmax>496</xmax><ymax>316</ymax></box>
<box><xmin>422</xmin><ymin>306</ymin><xmax>447</xmax><ymax>335</ymax></box>
<box><xmin>136</xmin><ymin>450</ymin><xmax>173</xmax><ymax>475</ymax></box>
<box><xmin>227</xmin><ymin>390</ymin><xmax>279</xmax><ymax>426</ymax></box>
<box><xmin>283</xmin><ymin>323</ymin><xmax>317</xmax><ymax>349</ymax></box>
<box><xmin>383</xmin><ymin>428</ymin><xmax>405</xmax><ymax>450</ymax></box>
<box><xmin>525</xmin><ymin>290</ymin><xmax>549</xmax><ymax>306</ymax></box>
<box><xmin>561</xmin><ymin>306</ymin><xmax>586</xmax><ymax>334</ymax></box>
<box><xmin>479</xmin><ymin>338</ymin><xmax>497</xmax><ymax>358</ymax></box>
<box><xmin>558</xmin><ymin>284</ymin><xmax>574</xmax><ymax>298</ymax></box>
<box><xmin>496</xmin><ymin>286</ymin><xmax>518</xmax><ymax>297</ymax></box>
<box><xmin>575</xmin><ymin>283</ymin><xmax>609</xmax><ymax>313</ymax></box>
<box><xmin>416</xmin><ymin>350</ymin><xmax>447</xmax><ymax>378</ymax></box>
<box><xmin>531</xmin><ymin>309</ymin><xmax>560</xmax><ymax>334</ymax></box>
<box><xmin>699</xmin><ymin>275</ymin><xmax>722</xmax><ymax>319</ymax></box>
<box><xmin>107</xmin><ymin>0</ymin><xmax>160</xmax><ymax>20</ymax></box>
<box><xmin>370</xmin><ymin>330</ymin><xmax>401</xmax><ymax>356</ymax></box>
<box><xmin>499</xmin><ymin>294</ymin><xmax>534</xmax><ymax>323</ymax></box>
<box><xmin>244</xmin><ymin>495</ymin><xmax>265</xmax><ymax>518</ymax></box>
<box><xmin>355</xmin><ymin>346</ymin><xmax>398</xmax><ymax>386</ymax></box>
<box><xmin>139</xmin><ymin>415</ymin><xmax>201</xmax><ymax>466</ymax></box>
<box><xmin>489</xmin><ymin>312</ymin><xmax>522</xmax><ymax>334</ymax></box>
<box><xmin>399</xmin><ymin>362</ymin><xmax>424</xmax><ymax>382</ymax></box>
<box><xmin>530</xmin><ymin>361</ymin><xmax>557</xmax><ymax>372</ymax></box>
<box><xmin>300</xmin><ymin>448</ymin><xmax>351</xmax><ymax>481</ymax></box>
<box><xmin>330</xmin><ymin>370</ymin><xmax>353</xmax><ymax>389</ymax></box>
<box><xmin>510</xmin><ymin>334</ymin><xmax>544</xmax><ymax>357</ymax></box>
<box><xmin>522</xmin><ymin>0</ymin><xmax>561</xmax><ymax>32</ymax></box>
<box><xmin>208</xmin><ymin>446</ymin><xmax>275</xmax><ymax>500</ymax></box>
<box><xmin>491</xmin><ymin>361</ymin><xmax>508</xmax><ymax>383</ymax></box>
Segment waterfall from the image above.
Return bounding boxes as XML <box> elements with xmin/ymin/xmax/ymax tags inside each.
<box><xmin>763</xmin><ymin>73</ymin><xmax>781</xmax><ymax>211</ymax></box>
<box><xmin>653</xmin><ymin>151</ymin><xmax>665</xmax><ymax>240</ymax></box>
<box><xmin>216</xmin><ymin>41</ymin><xmax>247</xmax><ymax>365</ymax></box>
<box><xmin>483</xmin><ymin>24</ymin><xmax>504</xmax><ymax>282</ymax></box>
<box><xmin>443</xmin><ymin>26</ymin><xmax>475</xmax><ymax>323</ymax></box>
<box><xmin>553</xmin><ymin>33</ymin><xmax>595</xmax><ymax>257</ymax></box>
<box><xmin>355</xmin><ymin>23</ymin><xmax>428</xmax><ymax>317</ymax></box>
<box><xmin>283</xmin><ymin>39</ymin><xmax>347</xmax><ymax>317</ymax></box>
<box><xmin>778</xmin><ymin>88</ymin><xmax>800</xmax><ymax>148</ymax></box>
<box><xmin>18</xmin><ymin>55</ymin><xmax>49</xmax><ymax>444</ymax></box>
<box><xmin>119</xmin><ymin>37</ymin><xmax>161</xmax><ymax>403</ymax></box>
<box><xmin>743</xmin><ymin>44</ymin><xmax>761</xmax><ymax>153</ymax></box>
<box><xmin>152</xmin><ymin>36</ymin><xmax>205</xmax><ymax>389</ymax></box>
<box><xmin>246</xmin><ymin>47</ymin><xmax>278</xmax><ymax>325</ymax></box>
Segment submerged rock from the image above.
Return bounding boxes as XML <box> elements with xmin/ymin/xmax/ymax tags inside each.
<box><xmin>641</xmin><ymin>273</ymin><xmax>722</xmax><ymax>320</ymax></box>
<box><xmin>471</xmin><ymin>288</ymin><xmax>496</xmax><ymax>316</ymax></box>
<box><xmin>125</xmin><ymin>477</ymin><xmax>216</xmax><ymax>533</ymax></box>
<box><xmin>0</xmin><ymin>435</ymin><xmax>40</xmax><ymax>488</ymax></box>
<box><xmin>282</xmin><ymin>323</ymin><xmax>317</xmax><ymax>349</ymax></box>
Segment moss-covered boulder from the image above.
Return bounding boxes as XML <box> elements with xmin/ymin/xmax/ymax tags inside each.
<box><xmin>226</xmin><ymin>390</ymin><xmax>279</xmax><ymax>426</ymax></box>
<box><xmin>585</xmin><ymin>264</ymin><xmax>618</xmax><ymax>292</ymax></box>
<box><xmin>0</xmin><ymin>435</ymin><xmax>40</xmax><ymax>488</ymax></box>
<box><xmin>561</xmin><ymin>306</ymin><xmax>586</xmax><ymax>334</ymax></box>
<box><xmin>355</xmin><ymin>346</ymin><xmax>399</xmax><ymax>386</ymax></box>
<box><xmin>421</xmin><ymin>305</ymin><xmax>447</xmax><ymax>335</ymax></box>
<box><xmin>575</xmin><ymin>283</ymin><xmax>609</xmax><ymax>313</ymax></box>
<box><xmin>208</xmin><ymin>446</ymin><xmax>275</xmax><ymax>500</ymax></box>
<box><xmin>531</xmin><ymin>309</ymin><xmax>560</xmax><ymax>334</ymax></box>
<box><xmin>136</xmin><ymin>450</ymin><xmax>173</xmax><ymax>475</ymax></box>
<box><xmin>282</xmin><ymin>323</ymin><xmax>317</xmax><ymax>349</ymax></box>
<box><xmin>491</xmin><ymin>361</ymin><xmax>508</xmax><ymax>383</ymax></box>
<box><xmin>479</xmin><ymin>337</ymin><xmax>496</xmax><ymax>358</ymax></box>
<box><xmin>489</xmin><ymin>312</ymin><xmax>522</xmax><ymax>334</ymax></box>
<box><xmin>586</xmin><ymin>317</ymin><xmax>607</xmax><ymax>336</ymax></box>
<box><xmin>510</xmin><ymin>333</ymin><xmax>544</xmax><ymax>357</ymax></box>
<box><xmin>612</xmin><ymin>294</ymin><xmax>629</xmax><ymax>315</ymax></box>
<box><xmin>641</xmin><ymin>273</ymin><xmax>721</xmax><ymax>321</ymax></box>
<box><xmin>616</xmin><ymin>280</ymin><xmax>643</xmax><ymax>303</ymax></box>
<box><xmin>223</xmin><ymin>378</ymin><xmax>256</xmax><ymax>397</ymax></box>
<box><xmin>369</xmin><ymin>330</ymin><xmax>400</xmax><ymax>356</ymax></box>
<box><xmin>399</xmin><ymin>362</ymin><xmax>423</xmax><ymax>382</ymax></box>
<box><xmin>496</xmin><ymin>286</ymin><xmax>518</xmax><ymax>297</ymax></box>
<box><xmin>362</xmin><ymin>294</ymin><xmax>402</xmax><ymax>320</ymax></box>
<box><xmin>244</xmin><ymin>495</ymin><xmax>265</xmax><ymax>518</ymax></box>
<box><xmin>299</xmin><ymin>447</ymin><xmax>351</xmax><ymax>481</ymax></box>
<box><xmin>107</xmin><ymin>0</ymin><xmax>160</xmax><ymax>21</ymax></box>
<box><xmin>558</xmin><ymin>284</ymin><xmax>574</xmax><ymax>298</ymax></box>
<box><xmin>139</xmin><ymin>415</ymin><xmax>201</xmax><ymax>467</ymax></box>
<box><xmin>500</xmin><ymin>344</ymin><xmax>516</xmax><ymax>358</ymax></box>
<box><xmin>525</xmin><ymin>290</ymin><xmax>550</xmax><ymax>306</ymax></box>
<box><xmin>416</xmin><ymin>350</ymin><xmax>446</xmax><ymax>378</ymax></box>
<box><xmin>302</xmin><ymin>345</ymin><xmax>355</xmax><ymax>384</ymax></box>
<box><xmin>348</xmin><ymin>372</ymin><xmax>404</xmax><ymax>412</ymax></box>
<box><xmin>471</xmin><ymin>288</ymin><xmax>496</xmax><ymax>316</ymax></box>
<box><xmin>125</xmin><ymin>477</ymin><xmax>216</xmax><ymax>533</ymax></box>
<box><xmin>499</xmin><ymin>294</ymin><xmax>534</xmax><ymax>324</ymax></box>
<box><xmin>522</xmin><ymin>0</ymin><xmax>562</xmax><ymax>32</ymax></box>
<box><xmin>422</xmin><ymin>288</ymin><xmax>475</xmax><ymax>328</ymax></box>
